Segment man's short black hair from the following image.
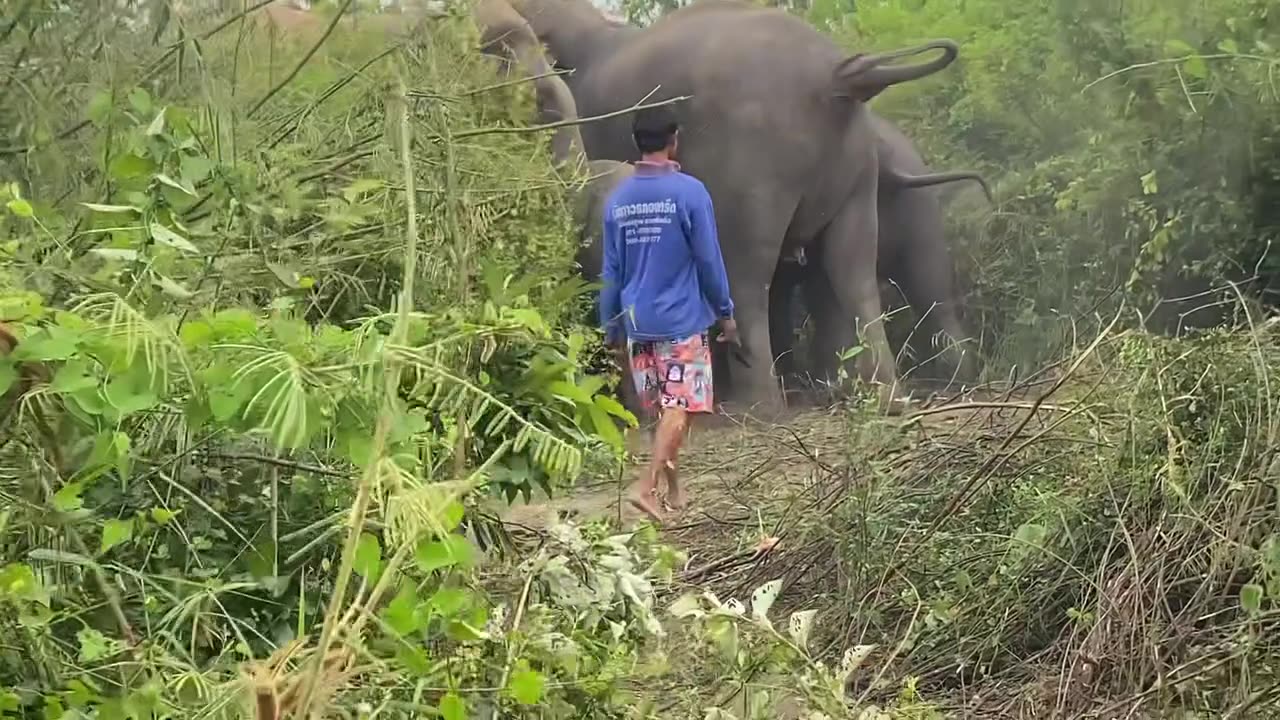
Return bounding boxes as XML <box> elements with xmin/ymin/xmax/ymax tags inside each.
<box><xmin>632</xmin><ymin>104</ymin><xmax>679</xmax><ymax>154</ymax></box>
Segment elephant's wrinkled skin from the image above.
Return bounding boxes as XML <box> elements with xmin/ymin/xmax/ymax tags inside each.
<box><xmin>509</xmin><ymin>0</ymin><xmax>961</xmax><ymax>411</ymax></box>
<box><xmin>770</xmin><ymin>115</ymin><xmax>988</xmax><ymax>386</ymax></box>
<box><xmin>473</xmin><ymin>0</ymin><xmax>584</xmax><ymax>168</ymax></box>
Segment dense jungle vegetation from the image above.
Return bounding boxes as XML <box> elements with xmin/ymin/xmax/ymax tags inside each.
<box><xmin>2</xmin><ymin>0</ymin><xmax>1280</xmax><ymax>718</ymax></box>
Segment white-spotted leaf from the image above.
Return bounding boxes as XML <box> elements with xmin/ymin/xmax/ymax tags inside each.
<box><xmin>150</xmin><ymin>223</ymin><xmax>198</xmax><ymax>253</ymax></box>
<box><xmin>155</xmin><ymin>173</ymin><xmax>196</xmax><ymax>196</ymax></box>
<box><xmin>840</xmin><ymin>644</ymin><xmax>877</xmax><ymax>684</ymax></box>
<box><xmin>750</xmin><ymin>579</ymin><xmax>782</xmax><ymax>628</ymax></box>
<box><xmin>788</xmin><ymin>609</ymin><xmax>818</xmax><ymax>650</ymax></box>
<box><xmin>82</xmin><ymin>202</ymin><xmax>140</xmax><ymax>214</ymax></box>
<box><xmin>90</xmin><ymin>248</ymin><xmax>139</xmax><ymax>262</ymax></box>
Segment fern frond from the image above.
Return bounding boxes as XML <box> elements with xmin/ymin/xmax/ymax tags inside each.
<box><xmin>390</xmin><ymin>344</ymin><xmax>583</xmax><ymax>478</ymax></box>
<box><xmin>218</xmin><ymin>344</ymin><xmax>317</xmax><ymax>450</ymax></box>
<box><xmin>385</xmin><ymin>478</ymin><xmax>473</xmax><ymax>548</ymax></box>
<box><xmin>72</xmin><ymin>292</ymin><xmax>194</xmax><ymax>392</ymax></box>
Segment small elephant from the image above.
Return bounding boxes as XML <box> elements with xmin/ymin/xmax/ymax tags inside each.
<box><xmin>769</xmin><ymin>115</ymin><xmax>991</xmax><ymax>390</ymax></box>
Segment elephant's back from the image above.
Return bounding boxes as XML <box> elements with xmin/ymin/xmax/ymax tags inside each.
<box><xmin>573</xmin><ymin>7</ymin><xmax>855</xmax><ymax>170</ymax></box>
<box><xmin>871</xmin><ymin>113</ymin><xmax>930</xmax><ymax>177</ymax></box>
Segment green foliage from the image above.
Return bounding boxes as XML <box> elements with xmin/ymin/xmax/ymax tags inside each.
<box><xmin>838</xmin><ymin>0</ymin><xmax>1280</xmax><ymax>368</ymax></box>
<box><xmin>0</xmin><ymin>4</ymin><xmax>661</xmax><ymax>718</ymax></box>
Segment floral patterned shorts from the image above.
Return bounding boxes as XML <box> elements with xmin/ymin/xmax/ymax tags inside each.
<box><xmin>627</xmin><ymin>332</ymin><xmax>714</xmax><ymax>414</ymax></box>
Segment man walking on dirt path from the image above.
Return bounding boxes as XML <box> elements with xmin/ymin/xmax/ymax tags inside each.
<box><xmin>599</xmin><ymin>104</ymin><xmax>740</xmax><ymax>522</ymax></box>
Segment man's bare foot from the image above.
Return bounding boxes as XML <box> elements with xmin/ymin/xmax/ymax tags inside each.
<box><xmin>627</xmin><ymin>488</ymin><xmax>664</xmax><ymax>523</ymax></box>
<box><xmin>663</xmin><ymin>462</ymin><xmax>687</xmax><ymax>510</ymax></box>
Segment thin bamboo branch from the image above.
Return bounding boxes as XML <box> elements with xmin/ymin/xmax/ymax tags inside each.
<box><xmin>451</xmin><ymin>93</ymin><xmax>690</xmax><ymax>140</ymax></box>
<box><xmin>246</xmin><ymin>0</ymin><xmax>356</xmax><ymax>118</ymax></box>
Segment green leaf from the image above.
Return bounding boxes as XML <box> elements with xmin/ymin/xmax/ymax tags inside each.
<box><xmin>150</xmin><ymin>223</ymin><xmax>198</xmax><ymax>253</ymax></box>
<box><xmin>6</xmin><ymin>198</ymin><xmax>33</xmax><ymax>218</ymax></box>
<box><xmin>128</xmin><ymin>87</ymin><xmax>152</xmax><ymax>116</ymax></box>
<box><xmin>594</xmin><ymin>393</ymin><xmax>635</xmax><ymax>423</ymax></box>
<box><xmin>87</xmin><ymin>91</ymin><xmax>113</xmax><ymax>125</ymax></box>
<box><xmin>0</xmin><ymin>563</ymin><xmax>44</xmax><ymax>602</ymax></box>
<box><xmin>0</xmin><ymin>362</ymin><xmax>16</xmax><ymax>395</ymax></box>
<box><xmin>588</xmin><ymin>402</ymin><xmax>624</xmax><ymax>450</ymax></box>
<box><xmin>109</xmin><ymin>153</ymin><xmax>154</xmax><ymax>182</ymax></box>
<box><xmin>548</xmin><ymin>380</ymin><xmax>593</xmax><ymax>404</ymax></box>
<box><xmin>1241</xmin><ymin>583</ymin><xmax>1264</xmax><ymax>614</ymax></box>
<box><xmin>439</xmin><ymin>501</ymin><xmax>465</xmax><ymax>533</ymax></box>
<box><xmin>104</xmin><ymin>376</ymin><xmax>158</xmax><ymax>416</ymax></box>
<box><xmin>415</xmin><ymin>534</ymin><xmax>475</xmax><ymax>574</ymax></box>
<box><xmin>382</xmin><ymin>583</ymin><xmax>423</xmax><ymax>636</ymax></box>
<box><xmin>77</xmin><ymin>628</ymin><xmax>111</xmax><ymax>662</ymax></box>
<box><xmin>342</xmin><ymin>178</ymin><xmax>383</xmax><ymax>202</ymax></box>
<box><xmin>668</xmin><ymin>593</ymin><xmax>704</xmax><ymax>619</ymax></box>
<box><xmin>429</xmin><ymin>586</ymin><xmax>471</xmax><ymax>618</ymax></box>
<box><xmin>52</xmin><ymin>481</ymin><xmax>85</xmax><ymax>512</ymax></box>
<box><xmin>439</xmin><ymin>693</ymin><xmax>466</xmax><ymax>720</ymax></box>
<box><xmin>1183</xmin><ymin>54</ymin><xmax>1207</xmax><ymax>79</ymax></box>
<box><xmin>100</xmin><ymin>518</ymin><xmax>134</xmax><ymax>555</ymax></box>
<box><xmin>52</xmin><ymin>361</ymin><xmax>98</xmax><ymax>394</ymax></box>
<box><xmin>354</xmin><ymin>533</ymin><xmax>382</xmax><ymax>583</ymax></box>
<box><xmin>1012</xmin><ymin>522</ymin><xmax>1047</xmax><ymax>549</ymax></box>
<box><xmin>507</xmin><ymin>662</ymin><xmax>546</xmax><ymax>705</ymax></box>
<box><xmin>14</xmin><ymin>327</ymin><xmax>79</xmax><ymax>361</ymax></box>
<box><xmin>707</xmin><ymin>615</ymin><xmax>738</xmax><ymax>662</ymax></box>
<box><xmin>150</xmin><ymin>508</ymin><xmax>178</xmax><ymax>524</ymax></box>
<box><xmin>180</xmin><ymin>154</ymin><xmax>214</xmax><ymax>186</ymax></box>
<box><xmin>208</xmin><ymin>378</ymin><xmax>252</xmax><ymax>422</ymax></box>
<box><xmin>396</xmin><ymin>645</ymin><xmax>432</xmax><ymax>676</ymax></box>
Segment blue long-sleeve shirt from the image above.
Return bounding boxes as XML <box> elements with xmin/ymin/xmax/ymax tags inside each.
<box><xmin>599</xmin><ymin>165</ymin><xmax>734</xmax><ymax>343</ymax></box>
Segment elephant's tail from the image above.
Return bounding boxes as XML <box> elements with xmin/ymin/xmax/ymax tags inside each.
<box><xmin>882</xmin><ymin>168</ymin><xmax>994</xmax><ymax>204</ymax></box>
<box><xmin>833</xmin><ymin>40</ymin><xmax>959</xmax><ymax>102</ymax></box>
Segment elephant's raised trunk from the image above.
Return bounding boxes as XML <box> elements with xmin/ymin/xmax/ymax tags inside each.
<box><xmin>833</xmin><ymin>39</ymin><xmax>959</xmax><ymax>101</ymax></box>
<box><xmin>881</xmin><ymin>168</ymin><xmax>994</xmax><ymax>204</ymax></box>
<box><xmin>474</xmin><ymin>0</ymin><xmax>587</xmax><ymax>170</ymax></box>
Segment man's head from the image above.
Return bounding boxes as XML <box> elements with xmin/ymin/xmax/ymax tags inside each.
<box><xmin>632</xmin><ymin>104</ymin><xmax>679</xmax><ymax>158</ymax></box>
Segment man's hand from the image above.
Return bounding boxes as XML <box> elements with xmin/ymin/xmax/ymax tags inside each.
<box><xmin>716</xmin><ymin>317</ymin><xmax>741</xmax><ymax>347</ymax></box>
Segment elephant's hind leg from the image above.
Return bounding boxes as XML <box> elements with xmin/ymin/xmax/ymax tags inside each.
<box><xmin>891</xmin><ymin>216</ymin><xmax>978</xmax><ymax>386</ymax></box>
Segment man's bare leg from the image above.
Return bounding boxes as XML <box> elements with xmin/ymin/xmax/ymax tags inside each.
<box><xmin>626</xmin><ymin>409</ymin><xmax>665</xmax><ymax>522</ymax></box>
<box><xmin>650</xmin><ymin>407</ymin><xmax>688</xmax><ymax>511</ymax></box>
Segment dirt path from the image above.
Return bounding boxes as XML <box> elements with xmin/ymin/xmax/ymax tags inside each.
<box><xmin>498</xmin><ymin>405</ymin><xmax>853</xmax><ymax>534</ymax></box>
<box><xmin>496</xmin><ymin>386</ymin><xmax>1044</xmax><ymax>539</ymax></box>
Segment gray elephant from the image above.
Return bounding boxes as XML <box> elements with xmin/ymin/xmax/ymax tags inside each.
<box><xmin>508</xmin><ymin>0</ymin><xmax>962</xmax><ymax>412</ymax></box>
<box><xmin>771</xmin><ymin>115</ymin><xmax>990</xmax><ymax>388</ymax></box>
<box><xmin>473</xmin><ymin>0</ymin><xmax>585</xmax><ymax>169</ymax></box>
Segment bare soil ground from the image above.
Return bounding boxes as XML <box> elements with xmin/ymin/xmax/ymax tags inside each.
<box><xmin>499</xmin><ymin>403</ymin><xmax>853</xmax><ymax>535</ymax></box>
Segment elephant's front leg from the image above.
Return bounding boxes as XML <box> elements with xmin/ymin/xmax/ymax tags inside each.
<box><xmin>715</xmin><ymin>200</ymin><xmax>793</xmax><ymax>414</ymax></box>
<box><xmin>818</xmin><ymin>191</ymin><xmax>900</xmax><ymax>413</ymax></box>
